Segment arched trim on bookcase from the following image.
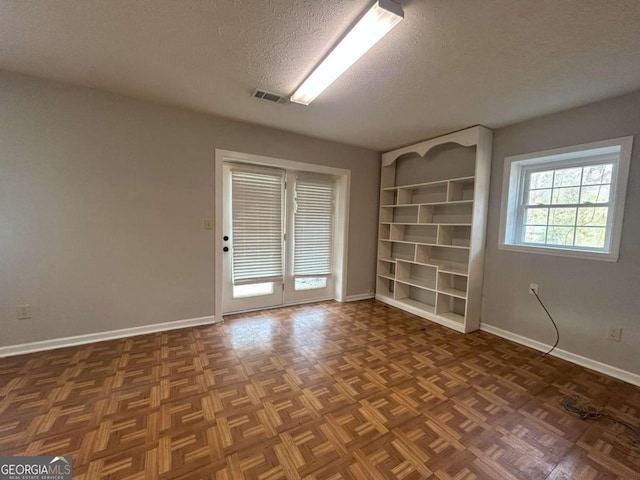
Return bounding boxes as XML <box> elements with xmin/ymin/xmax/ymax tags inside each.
<box><xmin>382</xmin><ymin>126</ymin><xmax>488</xmax><ymax>167</ymax></box>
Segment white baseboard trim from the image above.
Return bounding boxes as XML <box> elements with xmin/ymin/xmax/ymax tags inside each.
<box><xmin>0</xmin><ymin>315</ymin><xmax>218</xmax><ymax>358</ymax></box>
<box><xmin>480</xmin><ymin>323</ymin><xmax>640</xmax><ymax>387</ymax></box>
<box><xmin>344</xmin><ymin>293</ymin><xmax>375</xmax><ymax>302</ymax></box>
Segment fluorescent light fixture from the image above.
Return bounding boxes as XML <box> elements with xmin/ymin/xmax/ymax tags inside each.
<box><xmin>290</xmin><ymin>0</ymin><xmax>403</xmax><ymax>105</ymax></box>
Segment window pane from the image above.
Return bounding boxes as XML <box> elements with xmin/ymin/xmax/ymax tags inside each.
<box><xmin>553</xmin><ymin>167</ymin><xmax>582</xmax><ymax>187</ymax></box>
<box><xmin>233</xmin><ymin>282</ymin><xmax>274</xmax><ymax>298</ymax></box>
<box><xmin>503</xmin><ymin>139</ymin><xmax>628</xmax><ymax>259</ymax></box>
<box><xmin>582</xmin><ymin>164</ymin><xmax>612</xmax><ymax>185</ymax></box>
<box><xmin>295</xmin><ymin>277</ymin><xmax>327</xmax><ymax>291</ymax></box>
<box><xmin>524</xmin><ymin>208</ymin><xmax>548</xmax><ymax>226</ymax></box>
<box><xmin>551</xmin><ymin>187</ymin><xmax>580</xmax><ymax>204</ymax></box>
<box><xmin>549</xmin><ymin>208</ymin><xmax>576</xmax><ymax>226</ymax></box>
<box><xmin>547</xmin><ymin>226</ymin><xmax>575</xmax><ymax>245</ymax></box>
<box><xmin>529</xmin><ymin>171</ymin><xmax>553</xmax><ymax>189</ymax></box>
<box><xmin>294</xmin><ymin>176</ymin><xmax>334</xmax><ymax>277</ymax></box>
<box><xmin>523</xmin><ymin>226</ymin><xmax>547</xmax><ymax>243</ymax></box>
<box><xmin>528</xmin><ymin>188</ymin><xmax>551</xmax><ymax>205</ymax></box>
<box><xmin>577</xmin><ymin>207</ymin><xmax>608</xmax><ymax>227</ymax></box>
<box><xmin>575</xmin><ymin>227</ymin><xmax>606</xmax><ymax>248</ymax></box>
<box><xmin>580</xmin><ymin>185</ymin><xmax>610</xmax><ymax>204</ymax></box>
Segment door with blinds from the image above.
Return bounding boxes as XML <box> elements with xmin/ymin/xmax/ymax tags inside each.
<box><xmin>222</xmin><ymin>164</ymin><xmax>335</xmax><ymax>314</ymax></box>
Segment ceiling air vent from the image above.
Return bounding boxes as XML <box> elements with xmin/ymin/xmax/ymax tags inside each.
<box><xmin>252</xmin><ymin>88</ymin><xmax>289</xmax><ymax>105</ymax></box>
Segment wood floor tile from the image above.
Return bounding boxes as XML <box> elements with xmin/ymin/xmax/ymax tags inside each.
<box><xmin>1</xmin><ymin>299</ymin><xmax>639</xmax><ymax>479</ymax></box>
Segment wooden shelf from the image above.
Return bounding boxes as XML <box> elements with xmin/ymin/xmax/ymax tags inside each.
<box><xmin>437</xmin><ymin>264</ymin><xmax>469</xmax><ymax>276</ymax></box>
<box><xmin>438</xmin><ymin>287</ymin><xmax>467</xmax><ymax>299</ymax></box>
<box><xmin>389</xmin><ymin>222</ymin><xmax>472</xmax><ymax>226</ymax></box>
<box><xmin>378</xmin><ymin>257</ymin><xmax>397</xmax><ymax>264</ymax></box>
<box><xmin>396</xmin><ymin>297</ymin><xmax>436</xmax><ymax>314</ymax></box>
<box><xmin>438</xmin><ymin>311</ymin><xmax>465</xmax><ymax>324</ymax></box>
<box><xmin>418</xmin><ymin>242</ymin><xmax>470</xmax><ymax>250</ymax></box>
<box><xmin>382</xmin><ymin>175</ymin><xmax>474</xmax><ymax>191</ymax></box>
<box><xmin>397</xmin><ymin>278</ymin><xmax>436</xmax><ymax>292</ymax></box>
<box><xmin>383</xmin><ymin>200</ymin><xmax>474</xmax><ymax>207</ymax></box>
<box><xmin>378</xmin><ymin>273</ymin><xmax>396</xmax><ymax>281</ymax></box>
<box><xmin>375</xmin><ymin>126</ymin><xmax>492</xmax><ymax>334</ymax></box>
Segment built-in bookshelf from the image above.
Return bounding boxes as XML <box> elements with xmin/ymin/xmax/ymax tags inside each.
<box><xmin>376</xmin><ymin>126</ymin><xmax>493</xmax><ymax>333</ymax></box>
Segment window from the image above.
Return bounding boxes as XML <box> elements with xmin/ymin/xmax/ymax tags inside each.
<box><xmin>232</xmin><ymin>283</ymin><xmax>274</xmax><ymax>298</ymax></box>
<box><xmin>293</xmin><ymin>174</ymin><xmax>335</xmax><ymax>289</ymax></box>
<box><xmin>499</xmin><ymin>137</ymin><xmax>633</xmax><ymax>261</ymax></box>
<box><xmin>294</xmin><ymin>278</ymin><xmax>328</xmax><ymax>291</ymax></box>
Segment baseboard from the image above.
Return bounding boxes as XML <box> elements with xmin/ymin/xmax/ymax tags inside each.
<box><xmin>480</xmin><ymin>323</ymin><xmax>640</xmax><ymax>387</ymax></box>
<box><xmin>344</xmin><ymin>293</ymin><xmax>375</xmax><ymax>302</ymax></box>
<box><xmin>0</xmin><ymin>315</ymin><xmax>218</xmax><ymax>358</ymax></box>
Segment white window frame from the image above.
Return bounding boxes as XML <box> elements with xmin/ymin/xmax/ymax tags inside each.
<box><xmin>498</xmin><ymin>136</ymin><xmax>633</xmax><ymax>262</ymax></box>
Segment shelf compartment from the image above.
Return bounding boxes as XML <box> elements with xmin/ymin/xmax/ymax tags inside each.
<box><xmin>378</xmin><ymin>260</ymin><xmax>396</xmax><ymax>278</ymax></box>
<box><xmin>378</xmin><ymin>241</ymin><xmax>392</xmax><ymax>262</ymax></box>
<box><xmin>392</xmin><ymin>205</ymin><xmax>419</xmax><ymax>223</ymax></box>
<box><xmin>398</xmin><ymin>182</ymin><xmax>447</xmax><ymax>205</ymax></box>
<box><xmin>438</xmin><ymin>225</ymin><xmax>471</xmax><ymax>247</ymax></box>
<box><xmin>381</xmin><ymin>189</ymin><xmax>398</xmax><ymax>206</ymax></box>
<box><xmin>436</xmin><ymin>293</ymin><xmax>466</xmax><ymax>323</ymax></box>
<box><xmin>377</xmin><ymin>277</ymin><xmax>395</xmax><ymax>297</ymax></box>
<box><xmin>390</xmin><ymin>224</ymin><xmax>438</xmax><ymax>243</ymax></box>
<box><xmin>437</xmin><ymin>272</ymin><xmax>467</xmax><ymax>299</ymax></box>
<box><xmin>416</xmin><ymin>245</ymin><xmax>468</xmax><ymax>271</ymax></box>
<box><xmin>419</xmin><ymin>203</ymin><xmax>473</xmax><ymax>224</ymax></box>
<box><xmin>379</xmin><ymin>241</ymin><xmax>415</xmax><ymax>262</ymax></box>
<box><xmin>379</xmin><ymin>206</ymin><xmax>393</xmax><ymax>224</ymax></box>
<box><xmin>396</xmin><ymin>261</ymin><xmax>437</xmax><ymax>291</ymax></box>
<box><xmin>448</xmin><ymin>178</ymin><xmax>475</xmax><ymax>202</ymax></box>
<box><xmin>388</xmin><ymin>242</ymin><xmax>416</xmax><ymax>262</ymax></box>
<box><xmin>395</xmin><ymin>282</ymin><xmax>436</xmax><ymax>314</ymax></box>
<box><xmin>379</xmin><ymin>223</ymin><xmax>391</xmax><ymax>241</ymax></box>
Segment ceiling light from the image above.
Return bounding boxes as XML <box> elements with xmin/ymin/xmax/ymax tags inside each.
<box><xmin>290</xmin><ymin>0</ymin><xmax>404</xmax><ymax>105</ymax></box>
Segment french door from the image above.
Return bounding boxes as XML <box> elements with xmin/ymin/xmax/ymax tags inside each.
<box><xmin>222</xmin><ymin>163</ymin><xmax>335</xmax><ymax>314</ymax></box>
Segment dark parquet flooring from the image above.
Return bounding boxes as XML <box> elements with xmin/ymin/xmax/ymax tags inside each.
<box><xmin>0</xmin><ymin>299</ymin><xmax>639</xmax><ymax>479</ymax></box>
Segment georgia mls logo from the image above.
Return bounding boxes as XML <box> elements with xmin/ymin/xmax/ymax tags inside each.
<box><xmin>49</xmin><ymin>457</ymin><xmax>71</xmax><ymax>472</ymax></box>
<box><xmin>0</xmin><ymin>455</ymin><xmax>72</xmax><ymax>480</ymax></box>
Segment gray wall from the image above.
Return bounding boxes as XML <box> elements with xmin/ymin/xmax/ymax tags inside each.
<box><xmin>0</xmin><ymin>70</ymin><xmax>379</xmax><ymax>347</ymax></box>
<box><xmin>482</xmin><ymin>90</ymin><xmax>640</xmax><ymax>375</ymax></box>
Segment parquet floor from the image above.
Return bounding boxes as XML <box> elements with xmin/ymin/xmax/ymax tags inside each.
<box><xmin>1</xmin><ymin>300</ymin><xmax>639</xmax><ymax>479</ymax></box>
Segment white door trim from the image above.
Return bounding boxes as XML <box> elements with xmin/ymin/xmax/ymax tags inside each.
<box><xmin>214</xmin><ymin>149</ymin><xmax>351</xmax><ymax>320</ymax></box>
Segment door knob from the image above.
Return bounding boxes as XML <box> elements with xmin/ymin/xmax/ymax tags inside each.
<box><xmin>223</xmin><ymin>235</ymin><xmax>229</xmax><ymax>241</ymax></box>
<box><xmin>223</xmin><ymin>246</ymin><xmax>229</xmax><ymax>252</ymax></box>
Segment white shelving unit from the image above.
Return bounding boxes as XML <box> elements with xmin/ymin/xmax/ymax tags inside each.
<box><xmin>376</xmin><ymin>126</ymin><xmax>493</xmax><ymax>333</ymax></box>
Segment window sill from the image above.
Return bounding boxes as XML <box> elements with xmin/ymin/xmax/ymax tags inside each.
<box><xmin>498</xmin><ymin>243</ymin><xmax>618</xmax><ymax>262</ymax></box>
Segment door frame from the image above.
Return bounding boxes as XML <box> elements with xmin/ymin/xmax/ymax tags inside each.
<box><xmin>214</xmin><ymin>149</ymin><xmax>351</xmax><ymax>320</ymax></box>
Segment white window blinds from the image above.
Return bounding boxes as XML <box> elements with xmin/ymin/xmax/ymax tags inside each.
<box><xmin>293</xmin><ymin>174</ymin><xmax>335</xmax><ymax>277</ymax></box>
<box><xmin>231</xmin><ymin>168</ymin><xmax>284</xmax><ymax>285</ymax></box>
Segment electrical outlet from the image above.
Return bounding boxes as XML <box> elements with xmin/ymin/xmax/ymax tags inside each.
<box><xmin>529</xmin><ymin>283</ymin><xmax>539</xmax><ymax>295</ymax></box>
<box><xmin>608</xmin><ymin>327</ymin><xmax>622</xmax><ymax>342</ymax></box>
<box><xmin>17</xmin><ymin>304</ymin><xmax>31</xmax><ymax>320</ymax></box>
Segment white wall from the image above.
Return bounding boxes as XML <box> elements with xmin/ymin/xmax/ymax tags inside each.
<box><xmin>482</xmin><ymin>90</ymin><xmax>640</xmax><ymax>376</ymax></box>
<box><xmin>0</xmin><ymin>70</ymin><xmax>380</xmax><ymax>347</ymax></box>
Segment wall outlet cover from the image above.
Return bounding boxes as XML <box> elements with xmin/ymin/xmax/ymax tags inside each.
<box><xmin>608</xmin><ymin>327</ymin><xmax>622</xmax><ymax>342</ymax></box>
<box><xmin>17</xmin><ymin>304</ymin><xmax>32</xmax><ymax>320</ymax></box>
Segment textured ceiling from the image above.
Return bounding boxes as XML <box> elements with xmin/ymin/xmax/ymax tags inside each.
<box><xmin>1</xmin><ymin>0</ymin><xmax>640</xmax><ymax>151</ymax></box>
